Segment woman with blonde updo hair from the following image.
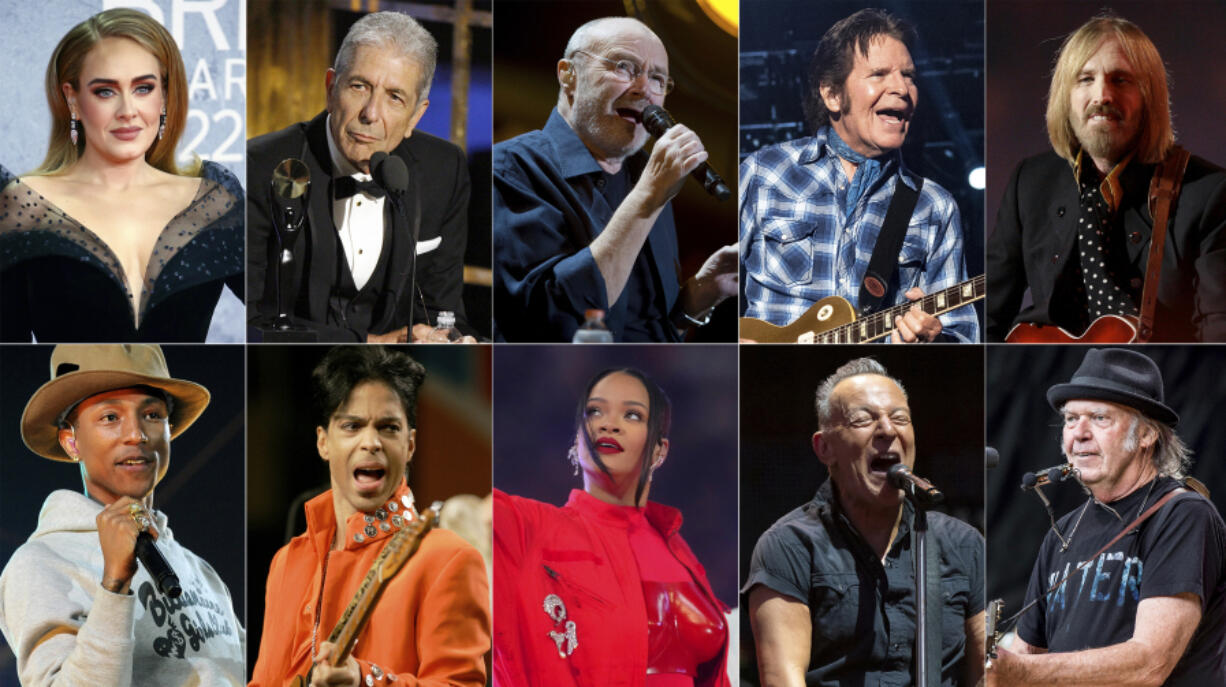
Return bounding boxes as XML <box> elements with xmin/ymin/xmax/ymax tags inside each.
<box><xmin>0</xmin><ymin>8</ymin><xmax>244</xmax><ymax>342</ymax></box>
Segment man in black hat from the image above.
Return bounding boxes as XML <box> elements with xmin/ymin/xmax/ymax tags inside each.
<box><xmin>988</xmin><ymin>348</ymin><xmax>1226</xmax><ymax>686</ymax></box>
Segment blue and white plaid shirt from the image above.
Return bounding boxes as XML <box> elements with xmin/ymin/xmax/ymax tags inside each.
<box><xmin>740</xmin><ymin>128</ymin><xmax>980</xmax><ymax>342</ymax></box>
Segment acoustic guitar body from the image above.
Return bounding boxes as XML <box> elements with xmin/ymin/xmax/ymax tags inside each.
<box><xmin>739</xmin><ymin>296</ymin><xmax>858</xmax><ymax>343</ymax></box>
<box><xmin>1005</xmin><ymin>315</ymin><xmax>1139</xmax><ymax>344</ymax></box>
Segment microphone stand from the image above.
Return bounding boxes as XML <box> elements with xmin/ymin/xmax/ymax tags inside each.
<box><xmin>913</xmin><ymin>500</ymin><xmax>932</xmax><ymax>687</ymax></box>
<box><xmin>890</xmin><ymin>463</ymin><xmax>942</xmax><ymax>687</ymax></box>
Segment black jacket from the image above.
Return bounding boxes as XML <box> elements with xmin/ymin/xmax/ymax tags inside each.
<box><xmin>986</xmin><ymin>150</ymin><xmax>1226</xmax><ymax>342</ymax></box>
<box><xmin>247</xmin><ymin>112</ymin><xmax>472</xmax><ymax>341</ymax></box>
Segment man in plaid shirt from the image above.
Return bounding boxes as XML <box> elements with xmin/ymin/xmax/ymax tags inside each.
<box><xmin>740</xmin><ymin>9</ymin><xmax>979</xmax><ymax>343</ymax></box>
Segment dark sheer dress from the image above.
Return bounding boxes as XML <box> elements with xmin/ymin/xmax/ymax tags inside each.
<box><xmin>0</xmin><ymin>161</ymin><xmax>244</xmax><ymax>342</ymax></box>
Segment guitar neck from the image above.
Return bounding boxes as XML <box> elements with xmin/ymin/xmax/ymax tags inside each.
<box><xmin>324</xmin><ymin>506</ymin><xmax>440</xmax><ymax>666</ymax></box>
<box><xmin>826</xmin><ymin>274</ymin><xmax>986</xmax><ymax>343</ymax></box>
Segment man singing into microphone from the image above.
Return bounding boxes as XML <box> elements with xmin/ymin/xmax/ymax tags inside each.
<box><xmin>744</xmin><ymin>357</ymin><xmax>985</xmax><ymax>685</ymax></box>
<box><xmin>249</xmin><ymin>346</ymin><xmax>490</xmax><ymax>687</ymax></box>
<box><xmin>0</xmin><ymin>344</ymin><xmax>245</xmax><ymax>685</ymax></box>
<box><xmin>248</xmin><ymin>11</ymin><xmax>476</xmax><ymax>343</ymax></box>
<box><xmin>493</xmin><ymin>16</ymin><xmax>738</xmax><ymax>342</ymax></box>
<box><xmin>987</xmin><ymin>348</ymin><xmax>1226</xmax><ymax>686</ymax></box>
<box><xmin>739</xmin><ymin>9</ymin><xmax>979</xmax><ymax>343</ymax></box>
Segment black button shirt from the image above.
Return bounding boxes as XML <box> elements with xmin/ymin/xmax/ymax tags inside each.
<box><xmin>744</xmin><ymin>479</ymin><xmax>985</xmax><ymax>686</ymax></box>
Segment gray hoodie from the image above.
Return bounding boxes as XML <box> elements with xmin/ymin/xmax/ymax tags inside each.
<box><xmin>0</xmin><ymin>490</ymin><xmax>245</xmax><ymax>685</ymax></box>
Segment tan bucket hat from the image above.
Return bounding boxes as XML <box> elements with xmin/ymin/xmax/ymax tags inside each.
<box><xmin>21</xmin><ymin>345</ymin><xmax>211</xmax><ymax>462</ymax></box>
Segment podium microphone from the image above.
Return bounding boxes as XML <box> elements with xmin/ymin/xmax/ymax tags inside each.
<box><xmin>888</xmin><ymin>464</ymin><xmax>944</xmax><ymax>505</ymax></box>
<box><xmin>135</xmin><ymin>532</ymin><xmax>181</xmax><ymax>598</ymax></box>
<box><xmin>371</xmin><ymin>151</ymin><xmax>418</xmax><ymax>331</ymax></box>
<box><xmin>639</xmin><ymin>105</ymin><xmax>732</xmax><ymax>201</ymax></box>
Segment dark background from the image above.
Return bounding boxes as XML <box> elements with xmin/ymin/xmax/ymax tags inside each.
<box><xmin>740</xmin><ymin>0</ymin><xmax>986</xmax><ymax>317</ymax></box>
<box><xmin>245</xmin><ymin>344</ymin><xmax>491</xmax><ymax>676</ymax></box>
<box><xmin>493</xmin><ymin>0</ymin><xmax>741</xmax><ymax>341</ymax></box>
<box><xmin>987</xmin><ymin>346</ymin><xmax>1226</xmax><ymax>630</ymax></box>
<box><xmin>248</xmin><ymin>0</ymin><xmax>494</xmax><ymax>338</ymax></box>
<box><xmin>0</xmin><ymin>344</ymin><xmax>245</xmax><ymax>684</ymax></box>
<box><xmin>492</xmin><ymin>344</ymin><xmax>739</xmax><ymax>609</ymax></box>
<box><xmin>985</xmin><ymin>0</ymin><xmax>1226</xmax><ymax>242</ymax></box>
<box><xmin>739</xmin><ymin>344</ymin><xmax>985</xmax><ymax>685</ymax></box>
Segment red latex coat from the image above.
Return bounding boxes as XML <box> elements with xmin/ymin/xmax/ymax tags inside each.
<box><xmin>250</xmin><ymin>484</ymin><xmax>490</xmax><ymax>686</ymax></box>
<box><xmin>493</xmin><ymin>489</ymin><xmax>730</xmax><ymax>687</ymax></box>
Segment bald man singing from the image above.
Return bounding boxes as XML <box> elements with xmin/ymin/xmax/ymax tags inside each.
<box><xmin>493</xmin><ymin>17</ymin><xmax>737</xmax><ymax>343</ymax></box>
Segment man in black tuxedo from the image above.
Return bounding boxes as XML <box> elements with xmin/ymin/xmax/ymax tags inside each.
<box><xmin>986</xmin><ymin>14</ymin><xmax>1226</xmax><ymax>343</ymax></box>
<box><xmin>248</xmin><ymin>11</ymin><xmax>475</xmax><ymax>343</ymax></box>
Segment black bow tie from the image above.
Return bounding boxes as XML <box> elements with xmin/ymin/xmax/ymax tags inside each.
<box><xmin>334</xmin><ymin>176</ymin><xmax>386</xmax><ymax>199</ymax></box>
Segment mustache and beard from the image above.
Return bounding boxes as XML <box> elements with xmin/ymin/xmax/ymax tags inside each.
<box><xmin>1073</xmin><ymin>102</ymin><xmax>1141</xmax><ymax>164</ymax></box>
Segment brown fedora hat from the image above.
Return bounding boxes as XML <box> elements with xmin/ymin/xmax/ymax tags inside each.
<box><xmin>21</xmin><ymin>345</ymin><xmax>211</xmax><ymax>462</ymax></box>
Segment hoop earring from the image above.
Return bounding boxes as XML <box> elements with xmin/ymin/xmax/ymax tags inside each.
<box><xmin>69</xmin><ymin>113</ymin><xmax>79</xmax><ymax>146</ymax></box>
<box><xmin>567</xmin><ymin>444</ymin><xmax>580</xmax><ymax>476</ymax></box>
<box><xmin>158</xmin><ymin>106</ymin><xmax>166</xmax><ymax>141</ymax></box>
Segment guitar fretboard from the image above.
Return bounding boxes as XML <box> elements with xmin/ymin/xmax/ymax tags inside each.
<box><xmin>800</xmin><ymin>274</ymin><xmax>986</xmax><ymax>343</ymax></box>
<box><xmin>326</xmin><ymin>507</ymin><xmax>435</xmax><ymax>658</ymax></box>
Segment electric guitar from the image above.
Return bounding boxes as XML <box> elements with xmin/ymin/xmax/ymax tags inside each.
<box><xmin>289</xmin><ymin>502</ymin><xmax>443</xmax><ymax>687</ymax></box>
<box><xmin>1004</xmin><ymin>314</ymin><xmax>1140</xmax><ymax>343</ymax></box>
<box><xmin>739</xmin><ymin>274</ymin><xmax>985</xmax><ymax>343</ymax></box>
<box><xmin>985</xmin><ymin>598</ymin><xmax>1004</xmax><ymax>670</ymax></box>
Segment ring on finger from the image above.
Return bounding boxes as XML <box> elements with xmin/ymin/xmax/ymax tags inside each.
<box><xmin>134</xmin><ymin>514</ymin><xmax>151</xmax><ymax>531</ymax></box>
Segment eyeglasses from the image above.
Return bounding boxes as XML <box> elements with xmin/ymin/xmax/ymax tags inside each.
<box><xmin>571</xmin><ymin>50</ymin><xmax>675</xmax><ymax>96</ymax></box>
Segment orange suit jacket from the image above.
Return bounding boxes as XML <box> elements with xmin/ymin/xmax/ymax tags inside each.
<box><xmin>250</xmin><ymin>485</ymin><xmax>490</xmax><ymax>686</ymax></box>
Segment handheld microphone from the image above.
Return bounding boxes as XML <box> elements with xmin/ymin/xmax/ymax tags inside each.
<box><xmin>639</xmin><ymin>105</ymin><xmax>732</xmax><ymax>201</ymax></box>
<box><xmin>887</xmin><ymin>463</ymin><xmax>944</xmax><ymax>505</ymax></box>
<box><xmin>135</xmin><ymin>531</ymin><xmax>181</xmax><ymax>598</ymax></box>
<box><xmin>1021</xmin><ymin>463</ymin><xmax>1075</xmax><ymax>490</ymax></box>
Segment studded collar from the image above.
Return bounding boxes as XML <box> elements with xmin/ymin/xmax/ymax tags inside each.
<box><xmin>304</xmin><ymin>481</ymin><xmax>420</xmax><ymax>556</ymax></box>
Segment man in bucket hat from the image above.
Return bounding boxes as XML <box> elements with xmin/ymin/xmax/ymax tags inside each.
<box><xmin>988</xmin><ymin>348</ymin><xmax>1226</xmax><ymax>686</ymax></box>
<box><xmin>0</xmin><ymin>344</ymin><xmax>245</xmax><ymax>685</ymax></box>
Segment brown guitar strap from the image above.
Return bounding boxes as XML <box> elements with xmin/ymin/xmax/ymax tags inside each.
<box><xmin>1137</xmin><ymin>146</ymin><xmax>1191</xmax><ymax>342</ymax></box>
<box><xmin>1017</xmin><ymin>487</ymin><xmax>1188</xmax><ymax>626</ymax></box>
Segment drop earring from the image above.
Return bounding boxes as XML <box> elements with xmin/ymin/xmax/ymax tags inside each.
<box><xmin>158</xmin><ymin>105</ymin><xmax>166</xmax><ymax>141</ymax></box>
<box><xmin>567</xmin><ymin>444</ymin><xmax>580</xmax><ymax>476</ymax></box>
<box><xmin>69</xmin><ymin>112</ymin><xmax>79</xmax><ymax>146</ymax></box>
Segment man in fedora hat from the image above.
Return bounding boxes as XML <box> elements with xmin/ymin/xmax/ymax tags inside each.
<box><xmin>988</xmin><ymin>348</ymin><xmax>1226</xmax><ymax>686</ymax></box>
<box><xmin>0</xmin><ymin>344</ymin><xmax>245</xmax><ymax>685</ymax></box>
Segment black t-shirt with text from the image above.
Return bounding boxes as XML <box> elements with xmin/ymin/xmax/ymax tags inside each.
<box><xmin>1018</xmin><ymin>477</ymin><xmax>1226</xmax><ymax>685</ymax></box>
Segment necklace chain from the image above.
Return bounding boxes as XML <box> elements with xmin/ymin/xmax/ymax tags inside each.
<box><xmin>1060</xmin><ymin>478</ymin><xmax>1158</xmax><ymax>552</ymax></box>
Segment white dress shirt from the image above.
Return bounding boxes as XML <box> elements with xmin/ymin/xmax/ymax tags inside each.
<box><xmin>325</xmin><ymin>115</ymin><xmax>385</xmax><ymax>290</ymax></box>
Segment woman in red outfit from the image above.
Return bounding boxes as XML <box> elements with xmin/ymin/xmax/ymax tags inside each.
<box><xmin>494</xmin><ymin>368</ymin><xmax>730</xmax><ymax>687</ymax></box>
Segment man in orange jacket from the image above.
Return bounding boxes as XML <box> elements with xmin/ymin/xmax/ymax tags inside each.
<box><xmin>249</xmin><ymin>346</ymin><xmax>490</xmax><ymax>687</ymax></box>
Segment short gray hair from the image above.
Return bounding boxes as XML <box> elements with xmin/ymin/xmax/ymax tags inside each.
<box><xmin>814</xmin><ymin>358</ymin><xmax>907</xmax><ymax>429</ymax></box>
<box><xmin>334</xmin><ymin>11</ymin><xmax>438</xmax><ymax>102</ymax></box>
<box><xmin>562</xmin><ymin>16</ymin><xmax>660</xmax><ymax>60</ymax></box>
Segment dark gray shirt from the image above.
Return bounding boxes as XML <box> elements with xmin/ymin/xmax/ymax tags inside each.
<box><xmin>744</xmin><ymin>479</ymin><xmax>985</xmax><ymax>686</ymax></box>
